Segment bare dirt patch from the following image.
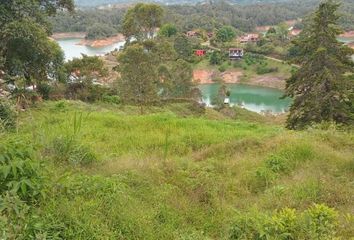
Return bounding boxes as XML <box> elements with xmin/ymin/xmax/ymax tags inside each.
<box><xmin>193</xmin><ymin>69</ymin><xmax>243</xmax><ymax>84</ymax></box>
<box><xmin>193</xmin><ymin>69</ymin><xmax>215</xmax><ymax>84</ymax></box>
<box><xmin>78</xmin><ymin>34</ymin><xmax>125</xmax><ymax>48</ymax></box>
<box><xmin>221</xmin><ymin>71</ymin><xmax>243</xmax><ymax>83</ymax></box>
<box><xmin>340</xmin><ymin>31</ymin><xmax>354</xmax><ymax>38</ymax></box>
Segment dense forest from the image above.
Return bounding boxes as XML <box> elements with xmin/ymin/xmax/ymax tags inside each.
<box><xmin>51</xmin><ymin>0</ymin><xmax>354</xmax><ymax>36</ymax></box>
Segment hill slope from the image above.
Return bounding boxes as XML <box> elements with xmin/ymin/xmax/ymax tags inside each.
<box><xmin>1</xmin><ymin>101</ymin><xmax>353</xmax><ymax>239</ymax></box>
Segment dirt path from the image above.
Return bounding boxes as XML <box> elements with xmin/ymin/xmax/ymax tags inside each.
<box><xmin>264</xmin><ymin>56</ymin><xmax>300</xmax><ymax>68</ymax></box>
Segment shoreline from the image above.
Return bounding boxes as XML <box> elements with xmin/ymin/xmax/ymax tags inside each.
<box><xmin>51</xmin><ymin>32</ymin><xmax>87</xmax><ymax>40</ymax></box>
<box><xmin>51</xmin><ymin>32</ymin><xmax>125</xmax><ymax>48</ymax></box>
<box><xmin>193</xmin><ymin>69</ymin><xmax>285</xmax><ymax>90</ymax></box>
<box><xmin>77</xmin><ymin>34</ymin><xmax>125</xmax><ymax>48</ymax></box>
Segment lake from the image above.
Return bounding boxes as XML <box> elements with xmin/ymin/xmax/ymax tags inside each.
<box><xmin>56</xmin><ymin>38</ymin><xmax>291</xmax><ymax>113</ymax></box>
<box><xmin>198</xmin><ymin>83</ymin><xmax>291</xmax><ymax>113</ymax></box>
<box><xmin>57</xmin><ymin>38</ymin><xmax>125</xmax><ymax>61</ymax></box>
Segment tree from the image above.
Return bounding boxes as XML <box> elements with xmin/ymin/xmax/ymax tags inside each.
<box><xmin>0</xmin><ymin>0</ymin><xmax>73</xmax><ymax>94</ymax></box>
<box><xmin>122</xmin><ymin>3</ymin><xmax>163</xmax><ymax>42</ymax></box>
<box><xmin>1</xmin><ymin>20</ymin><xmax>65</xmax><ymax>87</ymax></box>
<box><xmin>209</xmin><ymin>51</ymin><xmax>222</xmax><ymax>65</ymax></box>
<box><xmin>65</xmin><ymin>55</ymin><xmax>108</xmax><ymax>83</ymax></box>
<box><xmin>158</xmin><ymin>23</ymin><xmax>178</xmax><ymax>37</ymax></box>
<box><xmin>174</xmin><ymin>34</ymin><xmax>193</xmax><ymax>60</ymax></box>
<box><xmin>275</xmin><ymin>23</ymin><xmax>289</xmax><ymax>43</ymax></box>
<box><xmin>86</xmin><ymin>23</ymin><xmax>117</xmax><ymax>40</ymax></box>
<box><xmin>212</xmin><ymin>84</ymin><xmax>230</xmax><ymax>109</ymax></box>
<box><xmin>116</xmin><ymin>45</ymin><xmax>159</xmax><ymax>113</ymax></box>
<box><xmin>216</xmin><ymin>26</ymin><xmax>236</xmax><ymax>42</ymax></box>
<box><xmin>284</xmin><ymin>0</ymin><xmax>354</xmax><ymax>129</ymax></box>
<box><xmin>170</xmin><ymin>59</ymin><xmax>194</xmax><ymax>98</ymax></box>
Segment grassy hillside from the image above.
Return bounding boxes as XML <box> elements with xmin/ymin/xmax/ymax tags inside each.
<box><xmin>1</xmin><ymin>101</ymin><xmax>353</xmax><ymax>239</ymax></box>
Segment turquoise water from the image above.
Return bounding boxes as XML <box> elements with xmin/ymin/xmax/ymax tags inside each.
<box><xmin>198</xmin><ymin>83</ymin><xmax>291</xmax><ymax>113</ymax></box>
<box><xmin>56</xmin><ymin>39</ymin><xmax>291</xmax><ymax>113</ymax></box>
<box><xmin>57</xmin><ymin>38</ymin><xmax>125</xmax><ymax>61</ymax></box>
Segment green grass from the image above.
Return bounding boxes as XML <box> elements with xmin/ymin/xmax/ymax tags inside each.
<box><xmin>2</xmin><ymin>101</ymin><xmax>354</xmax><ymax>239</ymax></box>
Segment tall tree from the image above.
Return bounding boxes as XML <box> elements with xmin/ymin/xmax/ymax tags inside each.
<box><xmin>216</xmin><ymin>26</ymin><xmax>236</xmax><ymax>43</ymax></box>
<box><xmin>174</xmin><ymin>34</ymin><xmax>193</xmax><ymax>60</ymax></box>
<box><xmin>122</xmin><ymin>3</ymin><xmax>163</xmax><ymax>42</ymax></box>
<box><xmin>284</xmin><ymin>0</ymin><xmax>354</xmax><ymax>129</ymax></box>
<box><xmin>0</xmin><ymin>0</ymin><xmax>74</xmax><ymax>90</ymax></box>
<box><xmin>158</xmin><ymin>23</ymin><xmax>178</xmax><ymax>38</ymax></box>
<box><xmin>170</xmin><ymin>59</ymin><xmax>194</xmax><ymax>98</ymax></box>
<box><xmin>116</xmin><ymin>45</ymin><xmax>159</xmax><ymax>113</ymax></box>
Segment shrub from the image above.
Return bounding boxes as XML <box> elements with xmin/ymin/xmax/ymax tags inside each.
<box><xmin>265</xmin><ymin>154</ymin><xmax>289</xmax><ymax>173</ymax></box>
<box><xmin>269</xmin><ymin>208</ymin><xmax>299</xmax><ymax>239</ymax></box>
<box><xmin>229</xmin><ymin>205</ymin><xmax>339</xmax><ymax>240</ymax></box>
<box><xmin>256</xmin><ymin>65</ymin><xmax>278</xmax><ymax>75</ymax></box>
<box><xmin>304</xmin><ymin>204</ymin><xmax>338</xmax><ymax>240</ymax></box>
<box><xmin>0</xmin><ymin>100</ymin><xmax>16</xmax><ymax>131</ymax></box>
<box><xmin>0</xmin><ymin>140</ymin><xmax>42</xmax><ymax>202</ymax></box>
<box><xmin>37</xmin><ymin>83</ymin><xmax>52</xmax><ymax>100</ymax></box>
<box><xmin>51</xmin><ymin>135</ymin><xmax>96</xmax><ymax>167</ymax></box>
<box><xmin>50</xmin><ymin>113</ymin><xmax>96</xmax><ymax>166</ymax></box>
<box><xmin>102</xmin><ymin>94</ymin><xmax>120</xmax><ymax>104</ymax></box>
<box><xmin>218</xmin><ymin>65</ymin><xmax>227</xmax><ymax>72</ymax></box>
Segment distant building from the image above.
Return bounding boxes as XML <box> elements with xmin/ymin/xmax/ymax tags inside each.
<box><xmin>289</xmin><ymin>29</ymin><xmax>302</xmax><ymax>37</ymax></box>
<box><xmin>186</xmin><ymin>31</ymin><xmax>198</xmax><ymax>37</ymax></box>
<box><xmin>239</xmin><ymin>33</ymin><xmax>259</xmax><ymax>44</ymax></box>
<box><xmin>224</xmin><ymin>97</ymin><xmax>230</xmax><ymax>105</ymax></box>
<box><xmin>207</xmin><ymin>32</ymin><xmax>214</xmax><ymax>38</ymax></box>
<box><xmin>195</xmin><ymin>49</ymin><xmax>206</xmax><ymax>56</ymax></box>
<box><xmin>229</xmin><ymin>48</ymin><xmax>244</xmax><ymax>60</ymax></box>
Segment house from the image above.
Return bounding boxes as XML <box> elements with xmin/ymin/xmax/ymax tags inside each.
<box><xmin>289</xmin><ymin>29</ymin><xmax>302</xmax><ymax>37</ymax></box>
<box><xmin>229</xmin><ymin>48</ymin><xmax>244</xmax><ymax>60</ymax></box>
<box><xmin>186</xmin><ymin>31</ymin><xmax>198</xmax><ymax>37</ymax></box>
<box><xmin>239</xmin><ymin>33</ymin><xmax>259</xmax><ymax>44</ymax></box>
<box><xmin>195</xmin><ymin>49</ymin><xmax>206</xmax><ymax>56</ymax></box>
<box><xmin>207</xmin><ymin>32</ymin><xmax>214</xmax><ymax>38</ymax></box>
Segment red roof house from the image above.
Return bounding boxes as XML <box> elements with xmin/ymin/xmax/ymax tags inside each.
<box><xmin>195</xmin><ymin>49</ymin><xmax>206</xmax><ymax>56</ymax></box>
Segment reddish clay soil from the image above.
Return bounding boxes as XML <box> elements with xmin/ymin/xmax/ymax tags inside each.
<box><xmin>193</xmin><ymin>69</ymin><xmax>285</xmax><ymax>89</ymax></box>
<box><xmin>193</xmin><ymin>69</ymin><xmax>243</xmax><ymax>84</ymax></box>
<box><xmin>340</xmin><ymin>31</ymin><xmax>354</xmax><ymax>38</ymax></box>
<box><xmin>193</xmin><ymin>69</ymin><xmax>215</xmax><ymax>84</ymax></box>
<box><xmin>78</xmin><ymin>34</ymin><xmax>125</xmax><ymax>48</ymax></box>
<box><xmin>220</xmin><ymin>71</ymin><xmax>243</xmax><ymax>83</ymax></box>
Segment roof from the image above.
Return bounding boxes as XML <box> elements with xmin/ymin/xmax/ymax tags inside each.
<box><xmin>229</xmin><ymin>48</ymin><xmax>243</xmax><ymax>51</ymax></box>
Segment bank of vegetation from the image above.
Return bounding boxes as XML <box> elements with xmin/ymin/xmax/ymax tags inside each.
<box><xmin>0</xmin><ymin>0</ymin><xmax>354</xmax><ymax>239</ymax></box>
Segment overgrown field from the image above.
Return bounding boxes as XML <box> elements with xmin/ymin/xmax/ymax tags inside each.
<box><xmin>1</xmin><ymin>101</ymin><xmax>353</xmax><ymax>239</ymax></box>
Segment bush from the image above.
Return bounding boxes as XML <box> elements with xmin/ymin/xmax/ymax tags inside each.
<box><xmin>50</xmin><ymin>113</ymin><xmax>96</xmax><ymax>166</ymax></box>
<box><xmin>0</xmin><ymin>140</ymin><xmax>42</xmax><ymax>202</ymax></box>
<box><xmin>102</xmin><ymin>94</ymin><xmax>120</xmax><ymax>104</ymax></box>
<box><xmin>51</xmin><ymin>136</ymin><xmax>96</xmax><ymax>166</ymax></box>
<box><xmin>305</xmin><ymin>204</ymin><xmax>338</xmax><ymax>240</ymax></box>
<box><xmin>229</xmin><ymin>205</ymin><xmax>339</xmax><ymax>240</ymax></box>
<box><xmin>218</xmin><ymin>65</ymin><xmax>227</xmax><ymax>72</ymax></box>
<box><xmin>0</xmin><ymin>100</ymin><xmax>16</xmax><ymax>131</ymax></box>
<box><xmin>256</xmin><ymin>65</ymin><xmax>278</xmax><ymax>75</ymax></box>
<box><xmin>37</xmin><ymin>83</ymin><xmax>52</xmax><ymax>100</ymax></box>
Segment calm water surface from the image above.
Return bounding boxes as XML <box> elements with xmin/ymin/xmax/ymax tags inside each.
<box><xmin>199</xmin><ymin>83</ymin><xmax>291</xmax><ymax>113</ymax></box>
<box><xmin>57</xmin><ymin>38</ymin><xmax>125</xmax><ymax>60</ymax></box>
<box><xmin>56</xmin><ymin>39</ymin><xmax>291</xmax><ymax>113</ymax></box>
